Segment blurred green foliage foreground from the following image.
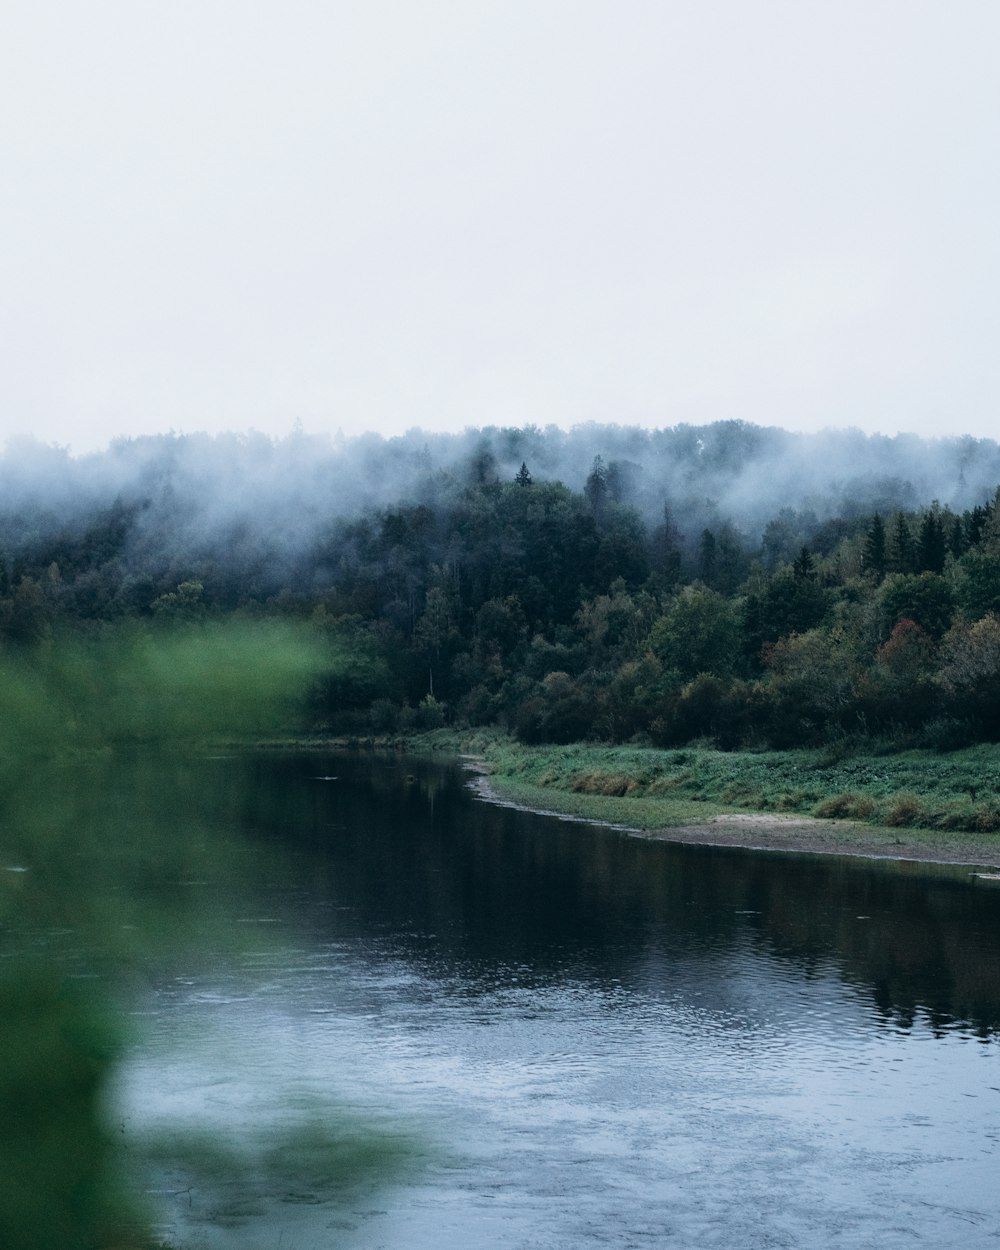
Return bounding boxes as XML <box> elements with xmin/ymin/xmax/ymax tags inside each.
<box><xmin>0</xmin><ymin>622</ymin><xmax>402</xmax><ymax>1250</ymax></box>
<box><xmin>0</xmin><ymin>619</ymin><xmax>326</xmax><ymax>755</ymax></box>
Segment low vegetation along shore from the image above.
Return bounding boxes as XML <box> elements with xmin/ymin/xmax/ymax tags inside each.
<box><xmin>365</xmin><ymin>732</ymin><xmax>1000</xmax><ymax>867</ymax></box>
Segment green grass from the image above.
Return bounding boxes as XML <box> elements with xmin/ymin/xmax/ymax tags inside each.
<box><xmin>404</xmin><ymin>730</ymin><xmax>1000</xmax><ymax>853</ymax></box>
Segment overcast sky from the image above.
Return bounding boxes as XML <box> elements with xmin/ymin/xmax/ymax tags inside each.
<box><xmin>2</xmin><ymin>1</ymin><xmax>999</xmax><ymax>454</ymax></box>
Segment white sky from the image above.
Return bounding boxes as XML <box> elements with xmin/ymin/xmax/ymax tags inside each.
<box><xmin>2</xmin><ymin>1</ymin><xmax>999</xmax><ymax>454</ymax></box>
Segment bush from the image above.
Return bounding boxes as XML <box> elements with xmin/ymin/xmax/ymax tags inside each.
<box><xmin>885</xmin><ymin>795</ymin><xmax>924</xmax><ymax>827</ymax></box>
<box><xmin>415</xmin><ymin>694</ymin><xmax>446</xmax><ymax>730</ymax></box>
<box><xmin>569</xmin><ymin>771</ymin><xmax>640</xmax><ymax>797</ymax></box>
<box><xmin>814</xmin><ymin>793</ymin><xmax>858</xmax><ymax>818</ymax></box>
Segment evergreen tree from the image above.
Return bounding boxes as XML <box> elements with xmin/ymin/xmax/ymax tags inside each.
<box><xmin>917</xmin><ymin>508</ymin><xmax>947</xmax><ymax>574</ymax></box>
<box><xmin>584</xmin><ymin>455</ymin><xmax>608</xmax><ymax>522</ymax></box>
<box><xmin>948</xmin><ymin>515</ymin><xmax>966</xmax><ymax>560</ymax></box>
<box><xmin>965</xmin><ymin>503</ymin><xmax>989</xmax><ymax>549</ymax></box>
<box><xmin>515</xmin><ymin>462</ymin><xmax>533</xmax><ymax>487</ymax></box>
<box><xmin>715</xmin><ymin>527</ymin><xmax>745</xmax><ymax>595</ymax></box>
<box><xmin>604</xmin><ymin>460</ymin><xmax>640</xmax><ymax>504</ymax></box>
<box><xmin>888</xmin><ymin>512</ymin><xmax>915</xmax><ymax>574</ymax></box>
<box><xmin>651</xmin><ymin>504</ymin><xmax>682</xmax><ymax>585</ymax></box>
<box><xmin>792</xmin><ymin>547</ymin><xmax>816</xmax><ymax>580</ymax></box>
<box><xmin>468</xmin><ymin>443</ymin><xmax>497</xmax><ymax>485</ymax></box>
<box><xmin>861</xmin><ymin>514</ymin><xmax>887</xmax><ymax>580</ymax></box>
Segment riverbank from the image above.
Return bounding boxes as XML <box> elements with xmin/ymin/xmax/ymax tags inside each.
<box><xmin>462</xmin><ymin>765</ymin><xmax>1000</xmax><ymax>866</ymax></box>
<box><xmin>409</xmin><ymin>732</ymin><xmax>1000</xmax><ymax>867</ymax></box>
<box><xmin>260</xmin><ymin>731</ymin><xmax>1000</xmax><ymax>867</ymax></box>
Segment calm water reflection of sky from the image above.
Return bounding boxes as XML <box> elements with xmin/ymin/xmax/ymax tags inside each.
<box><xmin>118</xmin><ymin>754</ymin><xmax>1000</xmax><ymax>1249</ymax></box>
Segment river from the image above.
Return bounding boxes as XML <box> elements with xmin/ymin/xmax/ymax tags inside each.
<box><xmin>107</xmin><ymin>750</ymin><xmax>1000</xmax><ymax>1248</ymax></box>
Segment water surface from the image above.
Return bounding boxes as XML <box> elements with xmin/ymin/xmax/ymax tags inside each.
<box><xmin>114</xmin><ymin>752</ymin><xmax>1000</xmax><ymax>1248</ymax></box>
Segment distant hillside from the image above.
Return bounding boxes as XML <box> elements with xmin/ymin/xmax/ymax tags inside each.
<box><xmin>2</xmin><ymin>422</ymin><xmax>998</xmax><ymax>580</ymax></box>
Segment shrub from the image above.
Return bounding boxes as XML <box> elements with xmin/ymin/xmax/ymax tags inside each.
<box><xmin>934</xmin><ymin>808</ymin><xmax>974</xmax><ymax>831</ymax></box>
<box><xmin>569</xmin><ymin>771</ymin><xmax>638</xmax><ymax>797</ymax></box>
<box><xmin>815</xmin><ymin>793</ymin><xmax>858</xmax><ymax>818</ymax></box>
<box><xmin>885</xmin><ymin>795</ymin><xmax>924</xmax><ymax>827</ymax></box>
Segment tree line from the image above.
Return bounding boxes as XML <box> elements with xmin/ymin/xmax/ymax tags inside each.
<box><xmin>3</xmin><ymin>447</ymin><xmax>1000</xmax><ymax>752</ymax></box>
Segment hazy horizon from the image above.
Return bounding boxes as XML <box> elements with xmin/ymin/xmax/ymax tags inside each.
<box><xmin>4</xmin><ymin>2</ymin><xmax>999</xmax><ymax>454</ymax></box>
<box><xmin>2</xmin><ymin>421</ymin><xmax>998</xmax><ymax>570</ymax></box>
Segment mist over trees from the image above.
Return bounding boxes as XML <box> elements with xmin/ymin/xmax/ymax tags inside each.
<box><xmin>4</xmin><ymin>418</ymin><xmax>1000</xmax><ymax>753</ymax></box>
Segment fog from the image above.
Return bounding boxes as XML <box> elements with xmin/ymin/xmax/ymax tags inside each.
<box><xmin>1</xmin><ymin>422</ymin><xmax>998</xmax><ymax>592</ymax></box>
<box><xmin>3</xmin><ymin>4</ymin><xmax>1000</xmax><ymax>451</ymax></box>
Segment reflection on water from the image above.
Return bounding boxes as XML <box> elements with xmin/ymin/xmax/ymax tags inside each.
<box><xmin>4</xmin><ymin>748</ymin><xmax>1000</xmax><ymax>1246</ymax></box>
<box><xmin>0</xmin><ymin>752</ymin><xmax>409</xmax><ymax>1250</ymax></box>
<box><xmin>104</xmin><ymin>753</ymin><xmax>1000</xmax><ymax>1248</ymax></box>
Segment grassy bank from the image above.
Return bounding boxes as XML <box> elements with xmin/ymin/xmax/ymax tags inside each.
<box><xmin>398</xmin><ymin>730</ymin><xmax>1000</xmax><ymax>864</ymax></box>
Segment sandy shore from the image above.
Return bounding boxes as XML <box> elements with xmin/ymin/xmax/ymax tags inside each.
<box><xmin>461</xmin><ymin>760</ymin><xmax>1000</xmax><ymax>869</ymax></box>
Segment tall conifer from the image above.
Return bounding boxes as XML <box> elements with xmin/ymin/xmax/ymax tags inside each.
<box><xmin>862</xmin><ymin>514</ymin><xmax>887</xmax><ymax>580</ymax></box>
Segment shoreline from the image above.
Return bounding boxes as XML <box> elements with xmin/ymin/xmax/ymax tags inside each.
<box><xmin>253</xmin><ymin>734</ymin><xmax>1000</xmax><ymax>870</ymax></box>
<box><xmin>460</xmin><ymin>758</ymin><xmax>1000</xmax><ymax>870</ymax></box>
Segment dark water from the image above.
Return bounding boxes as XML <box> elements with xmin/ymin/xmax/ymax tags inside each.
<box><xmin>111</xmin><ymin>752</ymin><xmax>1000</xmax><ymax>1249</ymax></box>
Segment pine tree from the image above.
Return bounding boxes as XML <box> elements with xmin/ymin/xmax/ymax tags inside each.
<box><xmin>652</xmin><ymin>504</ymin><xmax>682</xmax><ymax>585</ymax></box>
<box><xmin>888</xmin><ymin>512</ymin><xmax>915</xmax><ymax>574</ymax></box>
<box><xmin>792</xmin><ymin>546</ymin><xmax>816</xmax><ymax>580</ymax></box>
<box><xmin>469</xmin><ymin>443</ymin><xmax>497</xmax><ymax>485</ymax></box>
<box><xmin>862</xmin><ymin>514</ymin><xmax>887</xmax><ymax>580</ymax></box>
<box><xmin>515</xmin><ymin>461</ymin><xmax>533</xmax><ymax>487</ymax></box>
<box><xmin>965</xmin><ymin>503</ymin><xmax>989</xmax><ymax>549</ymax></box>
<box><xmin>584</xmin><ymin>456</ymin><xmax>608</xmax><ymax>521</ymax></box>
<box><xmin>917</xmin><ymin>508</ymin><xmax>947</xmax><ymax>574</ymax></box>
<box><xmin>948</xmin><ymin>515</ymin><xmax>966</xmax><ymax>559</ymax></box>
<box><xmin>716</xmin><ymin>527</ymin><xmax>745</xmax><ymax>594</ymax></box>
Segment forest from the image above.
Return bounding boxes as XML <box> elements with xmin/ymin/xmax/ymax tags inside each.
<box><xmin>6</xmin><ymin>418</ymin><xmax>1000</xmax><ymax>1245</ymax></box>
<box><xmin>3</xmin><ymin>420</ymin><xmax>1000</xmax><ymax>756</ymax></box>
